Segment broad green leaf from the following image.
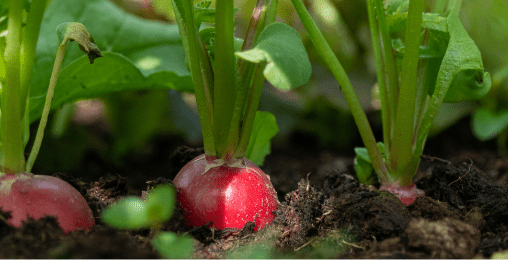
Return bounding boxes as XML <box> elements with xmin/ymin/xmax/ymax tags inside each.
<box><xmin>472</xmin><ymin>107</ymin><xmax>508</xmax><ymax>141</ymax></box>
<box><xmin>144</xmin><ymin>185</ymin><xmax>176</xmax><ymax>225</ymax></box>
<box><xmin>29</xmin><ymin>0</ymin><xmax>191</xmax><ymax>123</ymax></box>
<box><xmin>102</xmin><ymin>197</ymin><xmax>150</xmax><ymax>229</ymax></box>
<box><xmin>432</xmin><ymin>15</ymin><xmax>491</xmax><ymax>102</ymax></box>
<box><xmin>152</xmin><ymin>232</ymin><xmax>194</xmax><ymax>259</ymax></box>
<box><xmin>236</xmin><ymin>22</ymin><xmax>311</xmax><ymax>90</ymax></box>
<box><xmin>245</xmin><ymin>111</ymin><xmax>279</xmax><ymax>166</ymax></box>
<box><xmin>29</xmin><ymin>52</ymin><xmax>192</xmax><ymax>123</ymax></box>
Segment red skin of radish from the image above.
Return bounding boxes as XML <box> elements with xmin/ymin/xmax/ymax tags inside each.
<box><xmin>379</xmin><ymin>183</ymin><xmax>425</xmax><ymax>206</ymax></box>
<box><xmin>173</xmin><ymin>154</ymin><xmax>279</xmax><ymax>231</ymax></box>
<box><xmin>0</xmin><ymin>173</ymin><xmax>95</xmax><ymax>233</ymax></box>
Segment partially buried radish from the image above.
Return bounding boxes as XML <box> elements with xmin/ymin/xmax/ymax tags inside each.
<box><xmin>169</xmin><ymin>0</ymin><xmax>309</xmax><ymax>233</ymax></box>
<box><xmin>0</xmin><ymin>173</ymin><xmax>95</xmax><ymax>233</ymax></box>
<box><xmin>173</xmin><ymin>155</ymin><xmax>278</xmax><ymax>231</ymax></box>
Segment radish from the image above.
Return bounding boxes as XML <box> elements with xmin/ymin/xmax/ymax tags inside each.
<box><xmin>0</xmin><ymin>173</ymin><xmax>95</xmax><ymax>233</ymax></box>
<box><xmin>379</xmin><ymin>183</ymin><xmax>425</xmax><ymax>206</ymax></box>
<box><xmin>169</xmin><ymin>0</ymin><xmax>309</xmax><ymax>232</ymax></box>
<box><xmin>1</xmin><ymin>17</ymin><xmax>100</xmax><ymax>233</ymax></box>
<box><xmin>173</xmin><ymin>155</ymin><xmax>278</xmax><ymax>231</ymax></box>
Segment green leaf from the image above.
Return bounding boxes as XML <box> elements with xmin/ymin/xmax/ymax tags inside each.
<box><xmin>384</xmin><ymin>0</ymin><xmax>408</xmax><ymax>15</ymax></box>
<box><xmin>432</xmin><ymin>15</ymin><xmax>491</xmax><ymax>102</ymax></box>
<box><xmin>472</xmin><ymin>107</ymin><xmax>508</xmax><ymax>141</ymax></box>
<box><xmin>245</xmin><ymin>111</ymin><xmax>279</xmax><ymax>166</ymax></box>
<box><xmin>152</xmin><ymin>232</ymin><xmax>194</xmax><ymax>259</ymax></box>
<box><xmin>199</xmin><ymin>27</ymin><xmax>244</xmax><ymax>69</ymax></box>
<box><xmin>29</xmin><ymin>52</ymin><xmax>192</xmax><ymax>123</ymax></box>
<box><xmin>353</xmin><ymin>154</ymin><xmax>376</xmax><ymax>185</ymax></box>
<box><xmin>353</xmin><ymin>143</ymin><xmax>385</xmax><ymax>185</ymax></box>
<box><xmin>29</xmin><ymin>0</ymin><xmax>190</xmax><ymax>123</ymax></box>
<box><xmin>144</xmin><ymin>185</ymin><xmax>176</xmax><ymax>225</ymax></box>
<box><xmin>194</xmin><ymin>1</ymin><xmax>215</xmax><ymax>29</ymax></box>
<box><xmin>56</xmin><ymin>22</ymin><xmax>103</xmax><ymax>64</ymax></box>
<box><xmin>102</xmin><ymin>197</ymin><xmax>150</xmax><ymax>229</ymax></box>
<box><xmin>236</xmin><ymin>22</ymin><xmax>311</xmax><ymax>90</ymax></box>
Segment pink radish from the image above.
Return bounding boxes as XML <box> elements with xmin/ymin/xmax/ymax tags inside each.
<box><xmin>0</xmin><ymin>173</ymin><xmax>95</xmax><ymax>233</ymax></box>
<box><xmin>173</xmin><ymin>154</ymin><xmax>278</xmax><ymax>231</ymax></box>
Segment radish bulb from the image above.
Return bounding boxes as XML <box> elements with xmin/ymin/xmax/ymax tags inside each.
<box><xmin>173</xmin><ymin>154</ymin><xmax>278</xmax><ymax>231</ymax></box>
<box><xmin>379</xmin><ymin>182</ymin><xmax>425</xmax><ymax>206</ymax></box>
<box><xmin>0</xmin><ymin>173</ymin><xmax>95</xmax><ymax>233</ymax></box>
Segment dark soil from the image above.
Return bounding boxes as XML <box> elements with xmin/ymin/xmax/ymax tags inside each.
<box><xmin>1</xmin><ymin>116</ymin><xmax>508</xmax><ymax>258</ymax></box>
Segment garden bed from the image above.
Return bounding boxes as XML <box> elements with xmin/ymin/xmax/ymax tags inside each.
<box><xmin>1</xmin><ymin>116</ymin><xmax>507</xmax><ymax>258</ymax></box>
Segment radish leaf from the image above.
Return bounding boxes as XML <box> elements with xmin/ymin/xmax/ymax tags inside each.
<box><xmin>236</xmin><ymin>22</ymin><xmax>311</xmax><ymax>91</ymax></box>
<box><xmin>152</xmin><ymin>232</ymin><xmax>194</xmax><ymax>259</ymax></box>
<box><xmin>28</xmin><ymin>0</ymin><xmax>191</xmax><ymax>123</ymax></box>
<box><xmin>245</xmin><ymin>111</ymin><xmax>278</xmax><ymax>166</ymax></box>
<box><xmin>29</xmin><ymin>52</ymin><xmax>192</xmax><ymax>123</ymax></box>
<box><xmin>102</xmin><ymin>197</ymin><xmax>150</xmax><ymax>229</ymax></box>
<box><xmin>472</xmin><ymin>108</ymin><xmax>508</xmax><ymax>141</ymax></box>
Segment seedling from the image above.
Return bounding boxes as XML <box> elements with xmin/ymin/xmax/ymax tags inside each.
<box><xmin>153</xmin><ymin>0</ymin><xmax>311</xmax><ymax>231</ymax></box>
<box><xmin>290</xmin><ymin>0</ymin><xmax>491</xmax><ymax>205</ymax></box>
<box><xmin>102</xmin><ymin>184</ymin><xmax>194</xmax><ymax>259</ymax></box>
<box><xmin>0</xmin><ymin>0</ymin><xmax>100</xmax><ymax>232</ymax></box>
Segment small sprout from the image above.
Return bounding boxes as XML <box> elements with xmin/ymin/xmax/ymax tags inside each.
<box><xmin>152</xmin><ymin>232</ymin><xmax>194</xmax><ymax>259</ymax></box>
<box><xmin>101</xmin><ymin>184</ymin><xmax>194</xmax><ymax>258</ymax></box>
<box><xmin>101</xmin><ymin>197</ymin><xmax>150</xmax><ymax>229</ymax></box>
<box><xmin>102</xmin><ymin>184</ymin><xmax>176</xmax><ymax>229</ymax></box>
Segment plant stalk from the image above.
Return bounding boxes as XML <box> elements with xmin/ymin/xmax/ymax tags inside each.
<box><xmin>366</xmin><ymin>0</ymin><xmax>390</xmax><ymax>153</ymax></box>
<box><xmin>1</xmin><ymin>0</ymin><xmax>25</xmax><ymax>174</ymax></box>
<box><xmin>234</xmin><ymin>62</ymin><xmax>267</xmax><ymax>157</ymax></box>
<box><xmin>26</xmin><ymin>43</ymin><xmax>67</xmax><ymax>173</ymax></box>
<box><xmin>290</xmin><ymin>0</ymin><xmax>390</xmax><ymax>182</ymax></box>
<box><xmin>228</xmin><ymin>0</ymin><xmax>273</xmax><ymax>159</ymax></box>
<box><xmin>374</xmin><ymin>0</ymin><xmax>399</xmax><ymax>146</ymax></box>
<box><xmin>388</xmin><ymin>0</ymin><xmax>424</xmax><ymax>184</ymax></box>
<box><xmin>171</xmin><ymin>0</ymin><xmax>216</xmax><ymax>156</ymax></box>
<box><xmin>213</xmin><ymin>0</ymin><xmax>237</xmax><ymax>160</ymax></box>
<box><xmin>20</xmin><ymin>0</ymin><xmax>49</xmax><ymax>117</ymax></box>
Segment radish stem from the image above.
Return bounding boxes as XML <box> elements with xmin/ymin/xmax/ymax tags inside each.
<box><xmin>26</xmin><ymin>43</ymin><xmax>67</xmax><ymax>173</ymax></box>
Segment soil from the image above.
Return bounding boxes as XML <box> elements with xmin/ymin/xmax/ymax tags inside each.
<box><xmin>1</xmin><ymin>116</ymin><xmax>508</xmax><ymax>258</ymax></box>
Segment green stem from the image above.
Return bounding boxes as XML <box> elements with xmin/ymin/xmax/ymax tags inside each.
<box><xmin>20</xmin><ymin>0</ymin><xmax>49</xmax><ymax>117</ymax></box>
<box><xmin>374</xmin><ymin>0</ymin><xmax>399</xmax><ymax>146</ymax></box>
<box><xmin>290</xmin><ymin>0</ymin><xmax>390</xmax><ymax>182</ymax></box>
<box><xmin>388</xmin><ymin>0</ymin><xmax>424</xmax><ymax>184</ymax></box>
<box><xmin>234</xmin><ymin>62</ymin><xmax>266</xmax><ymax>158</ymax></box>
<box><xmin>228</xmin><ymin>0</ymin><xmax>272</xmax><ymax>159</ymax></box>
<box><xmin>408</xmin><ymin>0</ymin><xmax>464</xmax><ymax>179</ymax></box>
<box><xmin>26</xmin><ymin>44</ymin><xmax>67</xmax><ymax>173</ymax></box>
<box><xmin>1</xmin><ymin>0</ymin><xmax>25</xmax><ymax>174</ymax></box>
<box><xmin>213</xmin><ymin>0</ymin><xmax>237</xmax><ymax>160</ymax></box>
<box><xmin>366</xmin><ymin>0</ymin><xmax>390</xmax><ymax>153</ymax></box>
<box><xmin>171</xmin><ymin>0</ymin><xmax>215</xmax><ymax>155</ymax></box>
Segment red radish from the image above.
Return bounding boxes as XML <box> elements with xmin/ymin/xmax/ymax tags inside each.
<box><xmin>0</xmin><ymin>172</ymin><xmax>95</xmax><ymax>233</ymax></box>
<box><xmin>173</xmin><ymin>154</ymin><xmax>278</xmax><ymax>231</ymax></box>
<box><xmin>379</xmin><ymin>182</ymin><xmax>425</xmax><ymax>206</ymax></box>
